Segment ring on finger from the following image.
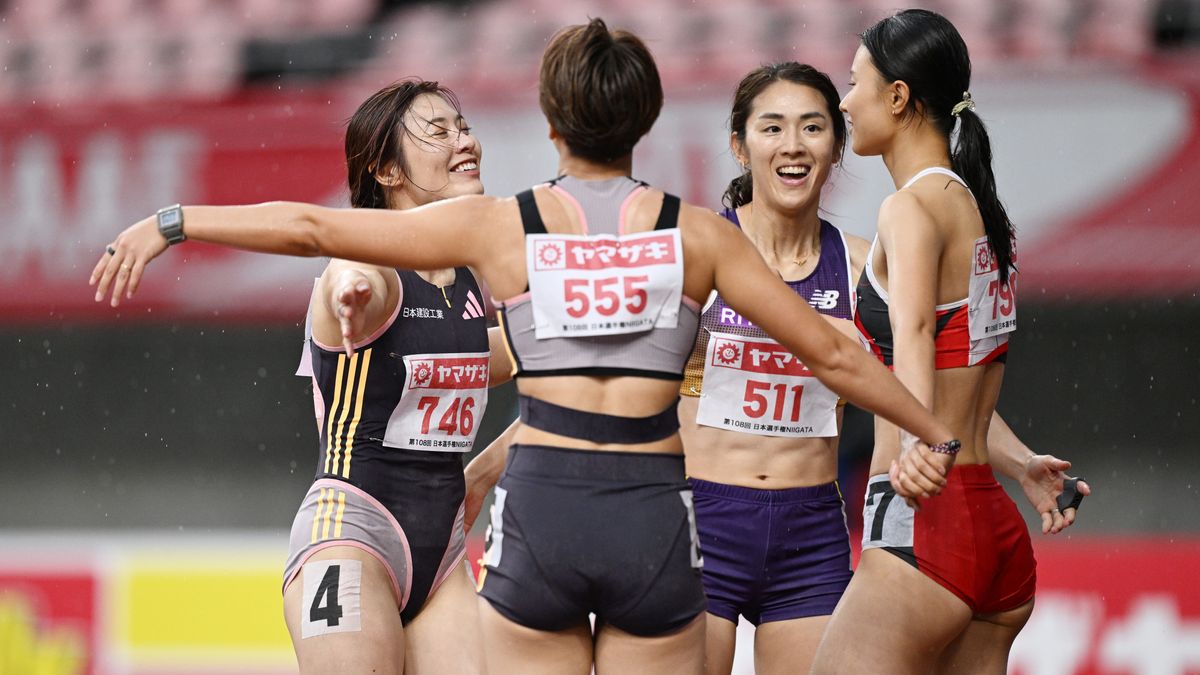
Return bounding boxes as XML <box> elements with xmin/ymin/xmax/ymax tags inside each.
<box><xmin>120</xmin><ymin>264</ymin><xmax>130</xmax><ymax>271</ymax></box>
<box><xmin>106</xmin><ymin>245</ymin><xmax>117</xmax><ymax>256</ymax></box>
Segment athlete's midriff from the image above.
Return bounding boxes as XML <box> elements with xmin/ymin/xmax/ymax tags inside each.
<box><xmin>868</xmin><ymin>363</ymin><xmax>1000</xmax><ymax>474</ymax></box>
<box><xmin>513</xmin><ymin>375</ymin><xmax>686</xmax><ymax>455</ymax></box>
<box><xmin>679</xmin><ymin>395</ymin><xmax>840</xmax><ymax>488</ymax></box>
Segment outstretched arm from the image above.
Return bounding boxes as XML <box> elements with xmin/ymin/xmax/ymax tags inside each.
<box><xmin>91</xmin><ymin>196</ymin><xmax>512</xmax><ymax>306</ymax></box>
<box><xmin>699</xmin><ymin>209</ymin><xmax>954</xmax><ymax>454</ymax></box>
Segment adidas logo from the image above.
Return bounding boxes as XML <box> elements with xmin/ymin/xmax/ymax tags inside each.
<box><xmin>462</xmin><ymin>290</ymin><xmax>486</xmax><ymax>320</ymax></box>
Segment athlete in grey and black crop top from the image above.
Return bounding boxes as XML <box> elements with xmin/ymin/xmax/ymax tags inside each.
<box><xmin>495</xmin><ymin>175</ymin><xmax>702</xmax><ymax>381</ymax></box>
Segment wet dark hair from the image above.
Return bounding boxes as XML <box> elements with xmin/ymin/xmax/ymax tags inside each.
<box><xmin>861</xmin><ymin>8</ymin><xmax>1015</xmax><ymax>283</ymax></box>
<box><xmin>723</xmin><ymin>62</ymin><xmax>847</xmax><ymax>209</ymax></box>
<box><xmin>345</xmin><ymin>79</ymin><xmax>463</xmax><ymax>209</ymax></box>
<box><xmin>539</xmin><ymin>18</ymin><xmax>662</xmax><ymax>164</ymax></box>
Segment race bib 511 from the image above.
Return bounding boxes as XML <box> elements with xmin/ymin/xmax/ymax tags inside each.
<box><xmin>695</xmin><ymin>332</ymin><xmax>838</xmax><ymax>438</ymax></box>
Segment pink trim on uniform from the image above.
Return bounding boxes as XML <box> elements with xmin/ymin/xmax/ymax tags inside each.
<box><xmin>617</xmin><ymin>185</ymin><xmax>647</xmax><ymax>236</ymax></box>
<box><xmin>311</xmin><ymin>270</ymin><xmax>404</xmax><ymax>352</ymax></box>
<box><xmin>552</xmin><ymin>185</ymin><xmax>589</xmax><ymax>234</ymax></box>
<box><xmin>312</xmin><ymin>477</ymin><xmax>415</xmax><ymax>612</ymax></box>
<box><xmin>681</xmin><ymin>294</ymin><xmax>702</xmax><ymax>312</ymax></box>
<box><xmin>497</xmin><ymin>291</ymin><xmax>532</xmax><ymax>306</ymax></box>
<box><xmin>466</xmin><ymin>290</ymin><xmax>484</xmax><ymax>317</ymax></box>
<box><xmin>429</xmin><ymin>501</ymin><xmax>469</xmax><ymax>597</ymax></box>
<box><xmin>283</xmin><ymin>540</ymin><xmax>403</xmax><ymax>608</ymax></box>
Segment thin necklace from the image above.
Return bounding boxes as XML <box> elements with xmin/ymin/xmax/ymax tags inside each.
<box><xmin>439</xmin><ymin>285</ymin><xmax>452</xmax><ymax>309</ymax></box>
<box><xmin>792</xmin><ymin>233</ymin><xmax>821</xmax><ymax>268</ymax></box>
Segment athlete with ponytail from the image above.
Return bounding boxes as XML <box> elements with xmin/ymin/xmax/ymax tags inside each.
<box><xmin>811</xmin><ymin>9</ymin><xmax>1085</xmax><ymax>672</ymax></box>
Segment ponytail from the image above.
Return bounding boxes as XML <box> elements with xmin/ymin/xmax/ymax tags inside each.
<box><xmin>952</xmin><ymin>109</ymin><xmax>1014</xmax><ymax>284</ymax></box>
<box><xmin>722</xmin><ymin>171</ymin><xmax>753</xmax><ymax>209</ymax></box>
<box><xmin>860</xmin><ymin>8</ymin><xmax>1015</xmax><ymax>284</ymax></box>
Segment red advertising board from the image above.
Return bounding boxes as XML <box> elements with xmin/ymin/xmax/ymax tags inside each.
<box><xmin>0</xmin><ymin>93</ymin><xmax>350</xmax><ymax>324</ymax></box>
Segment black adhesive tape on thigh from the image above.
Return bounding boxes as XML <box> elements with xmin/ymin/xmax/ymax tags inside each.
<box><xmin>1056</xmin><ymin>477</ymin><xmax>1086</xmax><ymax>512</ymax></box>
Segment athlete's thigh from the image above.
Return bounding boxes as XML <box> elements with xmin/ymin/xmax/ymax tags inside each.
<box><xmin>594</xmin><ymin>612</ymin><xmax>706</xmax><ymax>675</ymax></box>
<box><xmin>403</xmin><ymin>561</ymin><xmax>485</xmax><ymax>675</ymax></box>
<box><xmin>936</xmin><ymin>600</ymin><xmax>1034</xmax><ymax>675</ymax></box>
<box><xmin>477</xmin><ymin>596</ymin><xmax>592</xmax><ymax>675</ymax></box>
<box><xmin>703</xmin><ymin>613</ymin><xmax>737</xmax><ymax>675</ymax></box>
<box><xmin>753</xmin><ymin>615</ymin><xmax>829</xmax><ymax>675</ymax></box>
<box><xmin>811</xmin><ymin>549</ymin><xmax>972</xmax><ymax>675</ymax></box>
<box><xmin>283</xmin><ymin>545</ymin><xmax>404</xmax><ymax>675</ymax></box>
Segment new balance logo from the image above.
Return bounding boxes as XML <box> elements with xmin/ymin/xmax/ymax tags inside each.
<box><xmin>809</xmin><ymin>290</ymin><xmax>840</xmax><ymax>310</ymax></box>
<box><xmin>462</xmin><ymin>290</ymin><xmax>486</xmax><ymax>320</ymax></box>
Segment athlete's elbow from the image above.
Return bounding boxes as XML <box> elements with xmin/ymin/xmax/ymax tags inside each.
<box><xmin>286</xmin><ymin>203</ymin><xmax>325</xmax><ymax>257</ymax></box>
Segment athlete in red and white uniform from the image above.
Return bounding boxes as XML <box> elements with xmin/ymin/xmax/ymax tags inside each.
<box><xmin>812</xmin><ymin>10</ymin><xmax>1088</xmax><ymax>673</ymax></box>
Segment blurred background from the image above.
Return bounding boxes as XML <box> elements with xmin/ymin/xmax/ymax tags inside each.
<box><xmin>1</xmin><ymin>0</ymin><xmax>1197</xmax><ymax>672</ymax></box>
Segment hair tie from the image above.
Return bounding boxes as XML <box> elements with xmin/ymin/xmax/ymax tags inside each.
<box><xmin>951</xmin><ymin>91</ymin><xmax>975</xmax><ymax>117</ymax></box>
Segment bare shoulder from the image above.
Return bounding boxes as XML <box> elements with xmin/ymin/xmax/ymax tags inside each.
<box><xmin>877</xmin><ymin>190</ymin><xmax>936</xmax><ymax>239</ymax></box>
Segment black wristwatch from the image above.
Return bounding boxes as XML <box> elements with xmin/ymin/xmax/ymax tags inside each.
<box><xmin>929</xmin><ymin>439</ymin><xmax>962</xmax><ymax>455</ymax></box>
<box><xmin>156</xmin><ymin>204</ymin><xmax>187</xmax><ymax>245</ymax></box>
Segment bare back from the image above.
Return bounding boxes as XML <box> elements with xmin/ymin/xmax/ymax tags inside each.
<box><xmin>866</xmin><ymin>172</ymin><xmax>1003</xmax><ymax>473</ymax></box>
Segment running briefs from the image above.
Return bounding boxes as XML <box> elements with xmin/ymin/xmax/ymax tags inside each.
<box><xmin>690</xmin><ymin>478</ymin><xmax>852</xmax><ymax>625</ymax></box>
<box><xmin>478</xmin><ymin>444</ymin><xmax>706</xmax><ymax>636</ymax></box>
<box><xmin>862</xmin><ymin>465</ymin><xmax>1036</xmax><ymax>614</ymax></box>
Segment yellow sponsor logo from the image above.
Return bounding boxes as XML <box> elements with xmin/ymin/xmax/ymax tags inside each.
<box><xmin>112</xmin><ymin>553</ymin><xmax>292</xmax><ymax>668</ymax></box>
<box><xmin>0</xmin><ymin>595</ymin><xmax>85</xmax><ymax>675</ymax></box>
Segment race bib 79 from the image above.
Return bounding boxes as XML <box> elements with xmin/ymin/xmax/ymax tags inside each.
<box><xmin>967</xmin><ymin>236</ymin><xmax>1016</xmax><ymax>341</ymax></box>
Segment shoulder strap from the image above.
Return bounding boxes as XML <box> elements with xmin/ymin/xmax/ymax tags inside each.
<box><xmin>516</xmin><ymin>189</ymin><xmax>547</xmax><ymax>235</ymax></box>
<box><xmin>653</xmin><ymin>193</ymin><xmax>681</xmax><ymax>231</ymax></box>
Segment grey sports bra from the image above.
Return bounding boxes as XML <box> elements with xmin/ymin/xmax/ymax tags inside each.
<box><xmin>496</xmin><ymin>175</ymin><xmax>702</xmax><ymax>381</ymax></box>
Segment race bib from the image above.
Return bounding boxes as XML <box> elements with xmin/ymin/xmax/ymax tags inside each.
<box><xmin>695</xmin><ymin>332</ymin><xmax>838</xmax><ymax>438</ymax></box>
<box><xmin>526</xmin><ymin>230</ymin><xmax>683</xmax><ymax>338</ymax></box>
<box><xmin>967</xmin><ymin>236</ymin><xmax>1017</xmax><ymax>341</ymax></box>
<box><xmin>382</xmin><ymin>352</ymin><xmax>489</xmax><ymax>452</ymax></box>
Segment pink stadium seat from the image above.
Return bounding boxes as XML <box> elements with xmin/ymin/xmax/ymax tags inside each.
<box><xmin>308</xmin><ymin>0</ymin><xmax>378</xmax><ymax>32</ymax></box>
<box><xmin>83</xmin><ymin>0</ymin><xmax>143</xmax><ymax>32</ymax></box>
<box><xmin>940</xmin><ymin>0</ymin><xmax>1001</xmax><ymax>63</ymax></box>
<box><xmin>366</xmin><ymin>6</ymin><xmax>465</xmax><ymax>84</ymax></box>
<box><xmin>177</xmin><ymin>8</ymin><xmax>244</xmax><ymax>98</ymax></box>
<box><xmin>4</xmin><ymin>0</ymin><xmax>74</xmax><ymax>32</ymax></box>
<box><xmin>1012</xmin><ymin>0</ymin><xmax>1073</xmax><ymax>61</ymax></box>
<box><xmin>235</xmin><ymin>0</ymin><xmax>302</xmax><ymax>37</ymax></box>
<box><xmin>1078</xmin><ymin>0</ymin><xmax>1151</xmax><ymax>59</ymax></box>
<box><xmin>103</xmin><ymin>16</ymin><xmax>168</xmax><ymax>102</ymax></box>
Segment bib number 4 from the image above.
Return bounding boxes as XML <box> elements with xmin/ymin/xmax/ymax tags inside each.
<box><xmin>300</xmin><ymin>559</ymin><xmax>362</xmax><ymax>638</ymax></box>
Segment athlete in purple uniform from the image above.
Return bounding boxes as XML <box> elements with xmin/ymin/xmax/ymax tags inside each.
<box><xmin>94</xmin><ymin>20</ymin><xmax>966</xmax><ymax>675</ymax></box>
<box><xmin>678</xmin><ymin>64</ymin><xmax>865</xmax><ymax>675</ymax></box>
<box><xmin>680</xmin><ymin>63</ymin><xmax>1090</xmax><ymax>675</ymax></box>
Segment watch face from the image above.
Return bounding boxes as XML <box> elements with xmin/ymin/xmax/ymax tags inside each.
<box><xmin>161</xmin><ymin>210</ymin><xmax>181</xmax><ymax>227</ymax></box>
